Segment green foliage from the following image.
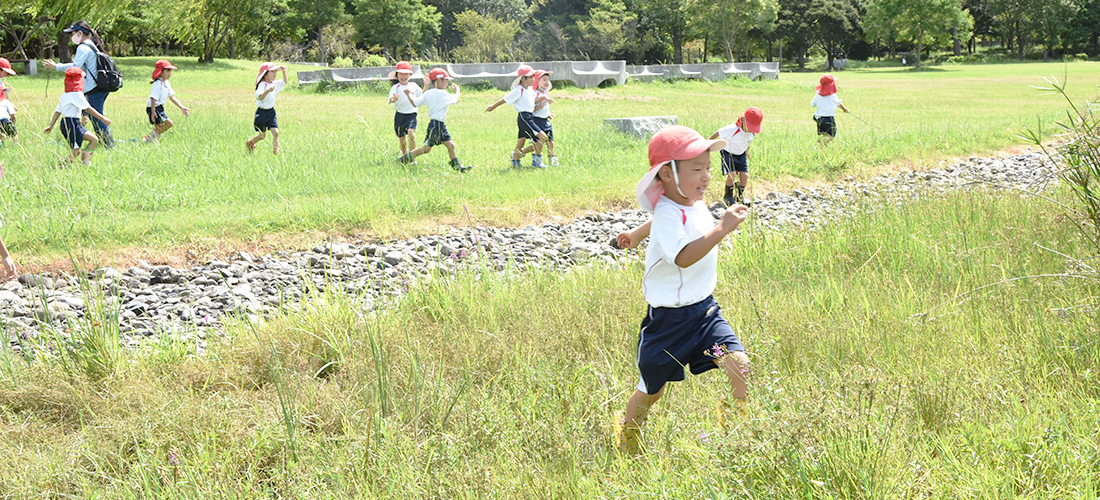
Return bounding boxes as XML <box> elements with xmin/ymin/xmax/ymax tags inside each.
<box><xmin>353</xmin><ymin>0</ymin><xmax>441</xmax><ymax>59</ymax></box>
<box><xmin>686</xmin><ymin>0</ymin><xmax>778</xmax><ymax>62</ymax></box>
<box><xmin>864</xmin><ymin>0</ymin><xmax>972</xmax><ymax>68</ymax></box>
<box><xmin>451</xmin><ymin>10</ymin><xmax>520</xmax><ymax>62</ymax></box>
<box><xmin>572</xmin><ymin>0</ymin><xmax>639</xmax><ymax>60</ymax></box>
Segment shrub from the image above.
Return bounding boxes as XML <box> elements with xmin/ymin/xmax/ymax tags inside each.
<box><xmin>331</xmin><ymin>56</ymin><xmax>354</xmax><ymax>68</ymax></box>
<box><xmin>359</xmin><ymin>53</ymin><xmax>387</xmax><ymax>68</ymax></box>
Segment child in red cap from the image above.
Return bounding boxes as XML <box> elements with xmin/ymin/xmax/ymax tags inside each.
<box><xmin>612</xmin><ymin>125</ymin><xmax>752</xmax><ymax>453</ymax></box>
<box><xmin>246</xmin><ymin>62</ymin><xmax>288</xmax><ymax>154</ymax></box>
<box><xmin>486</xmin><ymin>65</ymin><xmax>550</xmax><ymax>168</ymax></box>
<box><xmin>43</xmin><ymin>67</ymin><xmax>112</xmax><ymax>164</ymax></box>
<box><xmin>397</xmin><ymin>68</ymin><xmax>470</xmax><ymax>172</ymax></box>
<box><xmin>0</xmin><ymin>58</ymin><xmax>18</xmax><ymax>142</ymax></box>
<box><xmin>388</xmin><ymin>61</ymin><xmax>422</xmax><ymax>158</ymax></box>
<box><xmin>710</xmin><ymin>107</ymin><xmax>763</xmax><ymax>206</ymax></box>
<box><xmin>811</xmin><ymin>73</ymin><xmax>849</xmax><ymax>146</ymax></box>
<box><xmin>144</xmin><ymin>59</ymin><xmax>191</xmax><ymax>144</ymax></box>
<box><xmin>516</xmin><ymin>70</ymin><xmax>557</xmax><ymax>165</ymax></box>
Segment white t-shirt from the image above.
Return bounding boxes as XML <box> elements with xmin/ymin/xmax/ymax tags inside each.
<box><xmin>533</xmin><ymin>90</ymin><xmax>550</xmax><ymax>119</ymax></box>
<box><xmin>0</xmin><ymin>100</ymin><xmax>14</xmax><ymax>121</ymax></box>
<box><xmin>390</xmin><ymin>82</ymin><xmax>422</xmax><ymax>114</ymax></box>
<box><xmin>55</xmin><ymin>91</ymin><xmax>90</xmax><ymax>118</ymax></box>
<box><xmin>503</xmin><ymin>85</ymin><xmax>535</xmax><ymax>113</ymax></box>
<box><xmin>811</xmin><ymin>93</ymin><xmax>843</xmax><ymax>117</ymax></box>
<box><xmin>413</xmin><ymin>88</ymin><xmax>459</xmax><ymax>122</ymax></box>
<box><xmin>149</xmin><ymin>80</ymin><xmax>175</xmax><ymax>107</ymax></box>
<box><xmin>255</xmin><ymin>80</ymin><xmax>285</xmax><ymax>109</ymax></box>
<box><xmin>717</xmin><ymin>124</ymin><xmax>755</xmax><ymax>155</ymax></box>
<box><xmin>643</xmin><ymin>196</ymin><xmax>719</xmax><ymax>308</ymax></box>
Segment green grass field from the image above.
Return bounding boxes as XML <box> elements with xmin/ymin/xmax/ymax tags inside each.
<box><xmin>3</xmin><ymin>59</ymin><xmax>1099</xmax><ymax>265</ymax></box>
<box><xmin>0</xmin><ymin>187</ymin><xmax>1096</xmax><ymax>498</ymax></box>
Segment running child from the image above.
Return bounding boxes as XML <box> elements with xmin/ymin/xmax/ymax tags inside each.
<box><xmin>612</xmin><ymin>125</ymin><xmax>752</xmax><ymax>454</ymax></box>
<box><xmin>517</xmin><ymin>70</ymin><xmax>557</xmax><ymax>166</ymax></box>
<box><xmin>388</xmin><ymin>61</ymin><xmax>422</xmax><ymax>157</ymax></box>
<box><xmin>43</xmin><ymin>67</ymin><xmax>112</xmax><ymax>165</ymax></box>
<box><xmin>811</xmin><ymin>74</ymin><xmax>848</xmax><ymax>146</ymax></box>
<box><xmin>0</xmin><ymin>58</ymin><xmax>17</xmax><ymax>142</ymax></box>
<box><xmin>246</xmin><ymin>62</ymin><xmax>288</xmax><ymax>154</ymax></box>
<box><xmin>709</xmin><ymin>107</ymin><xmax>762</xmax><ymax>206</ymax></box>
<box><xmin>396</xmin><ymin>68</ymin><xmax>470</xmax><ymax>172</ymax></box>
<box><xmin>144</xmin><ymin>59</ymin><xmax>191</xmax><ymax>144</ymax></box>
<box><xmin>485</xmin><ymin>65</ymin><xmax>549</xmax><ymax>169</ymax></box>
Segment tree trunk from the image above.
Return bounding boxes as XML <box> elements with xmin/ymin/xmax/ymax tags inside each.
<box><xmin>56</xmin><ymin>31</ymin><xmax>72</xmax><ymax>63</ymax></box>
<box><xmin>673</xmin><ymin>29</ymin><xmax>683</xmax><ymax>64</ymax></box>
<box><xmin>228</xmin><ymin>33</ymin><xmax>236</xmax><ymax>59</ymax></box>
<box><xmin>953</xmin><ymin>26</ymin><xmax>961</xmax><ymax>56</ymax></box>
<box><xmin>767</xmin><ymin>39</ymin><xmax>773</xmax><ymax>62</ymax></box>
<box><xmin>317</xmin><ymin>29</ymin><xmax>327</xmax><ymax>64</ymax></box>
<box><xmin>725</xmin><ymin>40</ymin><xmax>734</xmax><ymax>63</ymax></box>
<box><xmin>778</xmin><ymin>40</ymin><xmax>782</xmax><ymax>69</ymax></box>
<box><xmin>826</xmin><ymin>51</ymin><xmax>834</xmax><ymax>70</ymax></box>
<box><xmin>703</xmin><ymin>36</ymin><xmax>708</xmax><ymax>63</ymax></box>
<box><xmin>914</xmin><ymin>30</ymin><xmax>924</xmax><ymax>68</ymax></box>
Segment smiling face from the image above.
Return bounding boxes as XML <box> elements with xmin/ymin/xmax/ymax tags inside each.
<box><xmin>398</xmin><ymin>72</ymin><xmax>410</xmax><ymax>85</ymax></box>
<box><xmin>657</xmin><ymin>151</ymin><xmax>712</xmax><ymax>205</ymax></box>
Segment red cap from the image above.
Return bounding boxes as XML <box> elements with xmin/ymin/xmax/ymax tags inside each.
<box><xmin>741</xmin><ymin>107</ymin><xmax>763</xmax><ymax>134</ymax></box>
<box><xmin>64</xmin><ymin>67</ymin><xmax>84</xmax><ymax>93</ymax></box>
<box><xmin>816</xmin><ymin>74</ymin><xmax>837</xmax><ymax>96</ymax></box>
<box><xmin>152</xmin><ymin>59</ymin><xmax>177</xmax><ymax>81</ymax></box>
<box><xmin>256</xmin><ymin>62</ymin><xmax>277</xmax><ymax>86</ymax></box>
<box><xmin>635</xmin><ymin>125</ymin><xmax>726</xmax><ymax>212</ymax></box>
<box><xmin>0</xmin><ymin>58</ymin><xmax>15</xmax><ymax>76</ymax></box>
<box><xmin>533</xmin><ymin>70</ymin><xmax>553</xmax><ymax>81</ymax></box>
<box><xmin>428</xmin><ymin>68</ymin><xmax>452</xmax><ymax>82</ymax></box>
<box><xmin>395</xmin><ymin>61</ymin><xmax>414</xmax><ymax>74</ymax></box>
<box><xmin>516</xmin><ymin>65</ymin><xmax>535</xmax><ymax>78</ymax></box>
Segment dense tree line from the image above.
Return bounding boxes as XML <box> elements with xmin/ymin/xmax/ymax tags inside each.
<box><xmin>1</xmin><ymin>0</ymin><xmax>1098</xmax><ymax>67</ymax></box>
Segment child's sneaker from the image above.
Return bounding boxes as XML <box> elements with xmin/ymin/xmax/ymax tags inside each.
<box><xmin>511</xmin><ymin>159</ymin><xmax>522</xmax><ymax>169</ymax></box>
<box><xmin>397</xmin><ymin>153</ymin><xmax>413</xmax><ymax>164</ymax></box>
<box><xmin>450</xmin><ymin>158</ymin><xmax>471</xmax><ymax>173</ymax></box>
<box><xmin>142</xmin><ymin>134</ymin><xmax>158</xmax><ymax>145</ymax></box>
<box><xmin>245</xmin><ymin>141</ymin><xmax>256</xmax><ymax>154</ymax></box>
<box><xmin>723</xmin><ymin>186</ymin><xmax>736</xmax><ymax>207</ymax></box>
<box><xmin>549</xmin><ymin>155</ymin><xmax>559</xmax><ymax>166</ymax></box>
<box><xmin>531</xmin><ymin>154</ymin><xmax>546</xmax><ymax>169</ymax></box>
<box><xmin>613</xmin><ymin>412</ymin><xmax>641</xmax><ymax>455</ymax></box>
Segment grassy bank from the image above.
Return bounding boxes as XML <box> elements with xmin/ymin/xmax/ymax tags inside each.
<box><xmin>0</xmin><ymin>186</ymin><xmax>1096</xmax><ymax>497</ymax></box>
<box><xmin>1</xmin><ymin>60</ymin><xmax>1098</xmax><ymax>263</ymax></box>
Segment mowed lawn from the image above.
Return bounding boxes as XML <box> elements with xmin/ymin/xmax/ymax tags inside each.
<box><xmin>2</xmin><ymin>59</ymin><xmax>1098</xmax><ymax>263</ymax></box>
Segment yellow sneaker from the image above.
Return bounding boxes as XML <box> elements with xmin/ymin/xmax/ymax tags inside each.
<box><xmin>614</xmin><ymin>412</ymin><xmax>641</xmax><ymax>455</ymax></box>
<box><xmin>717</xmin><ymin>399</ymin><xmax>749</xmax><ymax>430</ymax></box>
<box><xmin>734</xmin><ymin>398</ymin><xmax>750</xmax><ymax>420</ymax></box>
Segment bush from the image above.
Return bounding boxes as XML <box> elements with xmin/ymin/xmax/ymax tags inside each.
<box><xmin>331</xmin><ymin>56</ymin><xmax>354</xmax><ymax>68</ymax></box>
<box><xmin>359</xmin><ymin>53</ymin><xmax>387</xmax><ymax>68</ymax></box>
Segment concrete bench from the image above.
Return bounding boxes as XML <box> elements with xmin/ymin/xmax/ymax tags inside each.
<box><xmin>6</xmin><ymin>59</ymin><xmax>37</xmax><ymax>76</ymax></box>
<box><xmin>605</xmin><ymin>115</ymin><xmax>677</xmax><ymax>139</ymax></box>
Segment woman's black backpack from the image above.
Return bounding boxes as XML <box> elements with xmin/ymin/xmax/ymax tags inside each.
<box><xmin>82</xmin><ymin>41</ymin><xmax>123</xmax><ymax>92</ymax></box>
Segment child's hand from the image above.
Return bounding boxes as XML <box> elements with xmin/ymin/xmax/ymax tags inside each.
<box><xmin>548</xmin><ymin>113</ymin><xmax>555</xmax><ymax>120</ymax></box>
<box><xmin>181</xmin><ymin>107</ymin><xmax>190</xmax><ymax>117</ymax></box>
<box><xmin>404</xmin><ymin>88</ymin><xmax>412</xmax><ymax>95</ymax></box>
<box><xmin>389</xmin><ymin>94</ymin><xmax>398</xmax><ymax>103</ymax></box>
<box><xmin>719</xmin><ymin>204</ymin><xmax>749</xmax><ymax>233</ymax></box>
<box><xmin>102</xmin><ymin>117</ymin><xmax>112</xmax><ymax>126</ymax></box>
<box><xmin>545</xmin><ymin>96</ymin><xmax>555</xmax><ymax>103</ymax></box>
<box><xmin>485</xmin><ymin>105</ymin><xmax>494</xmax><ymax>112</ymax></box>
<box><xmin>0</xmin><ymin>255</ymin><xmax>15</xmax><ymax>281</ymax></box>
<box><xmin>615</xmin><ymin>230</ymin><xmax>641</xmax><ymax>250</ymax></box>
<box><xmin>42</xmin><ymin>125</ymin><xmax>52</xmax><ymax>133</ymax></box>
<box><xmin>450</xmin><ymin>83</ymin><xmax>458</xmax><ymax>92</ymax></box>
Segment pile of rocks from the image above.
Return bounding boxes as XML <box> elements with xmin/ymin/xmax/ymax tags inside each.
<box><xmin>2</xmin><ymin>151</ymin><xmax>1057</xmax><ymax>351</ymax></box>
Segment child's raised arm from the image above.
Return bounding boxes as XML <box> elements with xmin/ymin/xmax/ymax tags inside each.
<box><xmin>839</xmin><ymin>103</ymin><xmax>850</xmax><ymax>113</ymax></box>
<box><xmin>485</xmin><ymin>98</ymin><xmax>505</xmax><ymax>112</ymax></box>
<box><xmin>674</xmin><ymin>206</ymin><xmax>748</xmax><ymax>267</ymax></box>
<box><xmin>279</xmin><ymin>66</ymin><xmax>288</xmax><ymax>83</ymax></box>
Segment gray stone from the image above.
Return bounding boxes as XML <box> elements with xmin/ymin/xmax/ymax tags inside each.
<box><xmin>604</xmin><ymin>116</ymin><xmax>677</xmax><ymax>139</ymax></box>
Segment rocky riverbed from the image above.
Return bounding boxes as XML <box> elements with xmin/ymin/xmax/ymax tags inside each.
<box><xmin>3</xmin><ymin>151</ymin><xmax>1057</xmax><ymax>352</ymax></box>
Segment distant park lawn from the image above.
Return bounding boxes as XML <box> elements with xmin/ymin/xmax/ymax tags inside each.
<box><xmin>2</xmin><ymin>58</ymin><xmax>1098</xmax><ymax>264</ymax></box>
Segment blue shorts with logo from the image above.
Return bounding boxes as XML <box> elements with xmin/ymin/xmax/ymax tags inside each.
<box><xmin>517</xmin><ymin>111</ymin><xmax>543</xmax><ymax>140</ymax></box>
<box><xmin>394</xmin><ymin>111</ymin><xmax>417</xmax><ymax>137</ymax></box>
<box><xmin>720</xmin><ymin>150</ymin><xmax>748</xmax><ymax>175</ymax></box>
<box><xmin>254</xmin><ymin>107</ymin><xmax>278</xmax><ymax>132</ymax></box>
<box><xmin>147</xmin><ymin>105</ymin><xmax>168</xmax><ymax>125</ymax></box>
<box><xmin>59</xmin><ymin>117</ymin><xmax>87</xmax><ymax>149</ymax></box>
<box><xmin>425</xmin><ymin>119</ymin><xmax>451</xmax><ymax>147</ymax></box>
<box><xmin>532</xmin><ymin>116</ymin><xmax>553</xmax><ymax>141</ymax></box>
<box><xmin>635</xmin><ymin>295</ymin><xmax>743</xmax><ymax>395</ymax></box>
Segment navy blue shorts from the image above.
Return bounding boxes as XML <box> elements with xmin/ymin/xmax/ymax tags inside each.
<box><xmin>59</xmin><ymin>117</ymin><xmax>87</xmax><ymax>149</ymax></box>
<box><xmin>254</xmin><ymin>107</ymin><xmax>278</xmax><ymax>132</ymax></box>
<box><xmin>517</xmin><ymin>112</ymin><xmax>543</xmax><ymax>140</ymax></box>
<box><xmin>147</xmin><ymin>105</ymin><xmax>168</xmax><ymax>125</ymax></box>
<box><xmin>0</xmin><ymin>118</ymin><xmax>14</xmax><ymax>137</ymax></box>
<box><xmin>815</xmin><ymin>116</ymin><xmax>837</xmax><ymax>137</ymax></box>
<box><xmin>635</xmin><ymin>296</ymin><xmax>743</xmax><ymax>395</ymax></box>
<box><xmin>425</xmin><ymin>119</ymin><xmax>451</xmax><ymax>147</ymax></box>
<box><xmin>394</xmin><ymin>112</ymin><xmax>417</xmax><ymax>137</ymax></box>
<box><xmin>532</xmin><ymin>116</ymin><xmax>553</xmax><ymax>141</ymax></box>
<box><xmin>720</xmin><ymin>150</ymin><xmax>748</xmax><ymax>175</ymax></box>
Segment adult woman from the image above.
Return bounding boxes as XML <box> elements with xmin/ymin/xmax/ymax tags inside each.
<box><xmin>43</xmin><ymin>21</ymin><xmax>114</xmax><ymax>148</ymax></box>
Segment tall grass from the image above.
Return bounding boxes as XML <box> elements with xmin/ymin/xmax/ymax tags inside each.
<box><xmin>3</xmin><ymin>60</ymin><xmax>1100</xmax><ymax>264</ymax></box>
<box><xmin>0</xmin><ymin>187</ymin><xmax>1096</xmax><ymax>497</ymax></box>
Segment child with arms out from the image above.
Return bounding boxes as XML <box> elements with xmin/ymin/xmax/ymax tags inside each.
<box><xmin>144</xmin><ymin>59</ymin><xmax>191</xmax><ymax>144</ymax></box>
<box><xmin>710</xmin><ymin>107</ymin><xmax>762</xmax><ymax>206</ymax></box>
<box><xmin>43</xmin><ymin>67</ymin><xmax>111</xmax><ymax>165</ymax></box>
<box><xmin>485</xmin><ymin>65</ymin><xmax>549</xmax><ymax>169</ymax></box>
<box><xmin>397</xmin><ymin>68</ymin><xmax>470</xmax><ymax>172</ymax></box>
<box><xmin>389</xmin><ymin>61</ymin><xmax>422</xmax><ymax>158</ymax></box>
<box><xmin>246</xmin><ymin>62</ymin><xmax>288</xmax><ymax>154</ymax></box>
<box><xmin>613</xmin><ymin>125</ymin><xmax>752</xmax><ymax>454</ymax></box>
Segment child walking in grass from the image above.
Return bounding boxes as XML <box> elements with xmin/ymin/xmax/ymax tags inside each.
<box><xmin>389</xmin><ymin>61</ymin><xmax>422</xmax><ymax>158</ymax></box>
<box><xmin>485</xmin><ymin>65</ymin><xmax>549</xmax><ymax>169</ymax></box>
<box><xmin>144</xmin><ymin>59</ymin><xmax>191</xmax><ymax>144</ymax></box>
<box><xmin>43</xmin><ymin>67</ymin><xmax>111</xmax><ymax>165</ymax></box>
<box><xmin>517</xmin><ymin>70</ymin><xmax>557</xmax><ymax>166</ymax></box>
<box><xmin>0</xmin><ymin>58</ymin><xmax>18</xmax><ymax>143</ymax></box>
<box><xmin>710</xmin><ymin>107</ymin><xmax>762</xmax><ymax>206</ymax></box>
<box><xmin>812</xmin><ymin>74</ymin><xmax>848</xmax><ymax>147</ymax></box>
<box><xmin>246</xmin><ymin>62</ymin><xmax>288</xmax><ymax>155</ymax></box>
<box><xmin>397</xmin><ymin>68</ymin><xmax>470</xmax><ymax>172</ymax></box>
<box><xmin>613</xmin><ymin>125</ymin><xmax>752</xmax><ymax>454</ymax></box>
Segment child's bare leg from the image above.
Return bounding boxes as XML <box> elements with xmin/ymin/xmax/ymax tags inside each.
<box><xmin>411</xmin><ymin>145</ymin><xmax>432</xmax><ymax>158</ymax></box>
<box><xmin>715</xmin><ymin>352</ymin><xmax>750</xmax><ymax>399</ymax></box>
<box><xmin>399</xmin><ymin>135</ymin><xmax>408</xmax><ymax>155</ymax></box>
<box><xmin>513</xmin><ymin>139</ymin><xmax>526</xmax><ymax>160</ymax></box>
<box><xmin>270</xmin><ymin>128</ymin><xmax>280</xmax><ymax>154</ymax></box>
<box><xmin>68</xmin><ymin>148</ymin><xmax>81</xmax><ymax>162</ymax></box>
<box><xmin>739</xmin><ymin>172</ymin><xmax>749</xmax><ymax>190</ymax></box>
<box><xmin>546</xmin><ymin>140</ymin><xmax>554</xmax><ymax>157</ymax></box>
<box><xmin>623</xmin><ymin>385</ymin><xmax>667</xmax><ymax>427</ymax></box>
<box><xmin>156</xmin><ymin>120</ymin><xmax>173</xmax><ymax>135</ymax></box>
<box><xmin>726</xmin><ymin>172</ymin><xmax>736</xmax><ymax>188</ymax></box>
<box><xmin>444</xmin><ymin>141</ymin><xmax>456</xmax><ymax>160</ymax></box>
<box><xmin>407</xmin><ymin>129</ymin><xmax>417</xmax><ymax>151</ymax></box>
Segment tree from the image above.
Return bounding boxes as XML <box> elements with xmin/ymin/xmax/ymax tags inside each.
<box><xmin>807</xmin><ymin>0</ymin><xmax>861</xmax><ymax>70</ymax></box>
<box><xmin>452</xmin><ymin>10</ymin><xmax>520</xmax><ymax>62</ymax></box>
<box><xmin>286</xmin><ymin>0</ymin><xmax>349</xmax><ymax>63</ymax></box>
<box><xmin>354</xmin><ymin>0</ymin><xmax>441</xmax><ymax>60</ymax></box>
<box><xmin>573</xmin><ymin>0</ymin><xmax>639</xmax><ymax>60</ymax></box>
<box><xmin>635</xmin><ymin>0</ymin><xmax>689</xmax><ymax>63</ymax></box>
<box><xmin>865</xmin><ymin>0</ymin><xmax>971</xmax><ymax>67</ymax></box>
<box><xmin>776</xmin><ymin>0</ymin><xmax>814</xmax><ymax>68</ymax></box>
<box><xmin>4</xmin><ymin>0</ymin><xmax>132</xmax><ymax>60</ymax></box>
<box><xmin>687</xmin><ymin>0</ymin><xmax>778</xmax><ymax>62</ymax></box>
